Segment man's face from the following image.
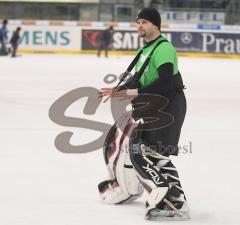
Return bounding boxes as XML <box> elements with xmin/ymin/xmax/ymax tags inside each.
<box><xmin>136</xmin><ymin>18</ymin><xmax>157</xmax><ymax>39</ymax></box>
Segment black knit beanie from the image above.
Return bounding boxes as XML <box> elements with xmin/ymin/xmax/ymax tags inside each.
<box><xmin>136</xmin><ymin>7</ymin><xmax>161</xmax><ymax>28</ymax></box>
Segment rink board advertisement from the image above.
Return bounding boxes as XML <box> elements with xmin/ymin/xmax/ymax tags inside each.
<box><xmin>169</xmin><ymin>31</ymin><xmax>240</xmax><ymax>54</ymax></box>
<box><xmin>81</xmin><ymin>29</ymin><xmax>145</xmax><ymax>51</ymax></box>
<box><xmin>14</xmin><ymin>25</ymin><xmax>81</xmax><ymax>52</ymax></box>
<box><xmin>7</xmin><ymin>22</ymin><xmax>240</xmax><ymax>56</ymax></box>
<box><xmin>82</xmin><ymin>29</ymin><xmax>240</xmax><ymax>55</ymax></box>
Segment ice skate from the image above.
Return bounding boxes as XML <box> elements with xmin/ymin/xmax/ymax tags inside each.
<box><xmin>145</xmin><ymin>193</ymin><xmax>190</xmax><ymax>221</ymax></box>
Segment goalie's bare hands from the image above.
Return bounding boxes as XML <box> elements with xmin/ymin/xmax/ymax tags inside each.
<box><xmin>98</xmin><ymin>87</ymin><xmax>117</xmax><ymax>103</ymax></box>
<box><xmin>98</xmin><ymin>88</ymin><xmax>138</xmax><ymax>102</ymax></box>
<box><xmin>111</xmin><ymin>89</ymin><xmax>138</xmax><ymax>101</ymax></box>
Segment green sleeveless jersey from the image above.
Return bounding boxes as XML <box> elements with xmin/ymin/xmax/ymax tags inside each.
<box><xmin>135</xmin><ymin>35</ymin><xmax>179</xmax><ymax>87</ymax></box>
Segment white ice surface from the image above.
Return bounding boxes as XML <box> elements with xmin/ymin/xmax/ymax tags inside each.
<box><xmin>0</xmin><ymin>54</ymin><xmax>240</xmax><ymax>225</ymax></box>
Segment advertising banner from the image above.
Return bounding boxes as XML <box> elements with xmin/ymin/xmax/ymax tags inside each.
<box><xmin>82</xmin><ymin>29</ymin><xmax>145</xmax><ymax>51</ymax></box>
<box><xmin>11</xmin><ymin>25</ymin><xmax>82</xmax><ymax>51</ymax></box>
<box><xmin>167</xmin><ymin>31</ymin><xmax>240</xmax><ymax>54</ymax></box>
<box><xmin>82</xmin><ymin>29</ymin><xmax>240</xmax><ymax>55</ymax></box>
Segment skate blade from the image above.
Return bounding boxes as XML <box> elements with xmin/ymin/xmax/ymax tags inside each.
<box><xmin>145</xmin><ymin>211</ymin><xmax>191</xmax><ymax>221</ymax></box>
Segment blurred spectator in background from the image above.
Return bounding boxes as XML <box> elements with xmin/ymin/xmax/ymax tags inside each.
<box><xmin>0</xmin><ymin>19</ymin><xmax>9</xmax><ymax>55</ymax></box>
<box><xmin>97</xmin><ymin>25</ymin><xmax>114</xmax><ymax>58</ymax></box>
<box><xmin>10</xmin><ymin>27</ymin><xmax>21</xmax><ymax>57</ymax></box>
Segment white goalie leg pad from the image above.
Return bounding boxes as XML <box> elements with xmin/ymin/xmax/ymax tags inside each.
<box><xmin>98</xmin><ymin>112</ymin><xmax>143</xmax><ymax>204</ymax></box>
<box><xmin>146</xmin><ymin>187</ymin><xmax>169</xmax><ymax>212</ymax></box>
<box><xmin>99</xmin><ymin>180</ymin><xmax>131</xmax><ymax>204</ymax></box>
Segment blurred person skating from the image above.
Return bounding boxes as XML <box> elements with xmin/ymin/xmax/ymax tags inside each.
<box><xmin>97</xmin><ymin>26</ymin><xmax>113</xmax><ymax>58</ymax></box>
<box><xmin>99</xmin><ymin>8</ymin><xmax>189</xmax><ymax>221</ymax></box>
<box><xmin>0</xmin><ymin>19</ymin><xmax>8</xmax><ymax>55</ymax></box>
<box><xmin>10</xmin><ymin>27</ymin><xmax>21</xmax><ymax>57</ymax></box>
